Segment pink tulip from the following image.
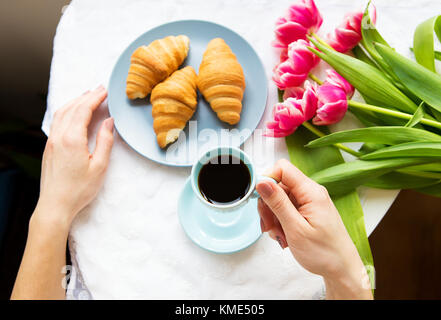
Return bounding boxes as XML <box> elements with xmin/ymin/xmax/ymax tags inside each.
<box><xmin>273</xmin><ymin>0</ymin><xmax>323</xmax><ymax>48</ymax></box>
<box><xmin>279</xmin><ymin>48</ymin><xmax>289</xmax><ymax>62</ymax></box>
<box><xmin>282</xmin><ymin>81</ymin><xmax>318</xmax><ymax>117</ymax></box>
<box><xmin>286</xmin><ymin>0</ymin><xmax>323</xmax><ymax>31</ymax></box>
<box><xmin>323</xmin><ymin>69</ymin><xmax>354</xmax><ymax>98</ymax></box>
<box><xmin>272</xmin><ymin>40</ymin><xmax>320</xmax><ymax>90</ymax></box>
<box><xmin>273</xmin><ymin>17</ymin><xmax>309</xmax><ymax>49</ymax></box>
<box><xmin>283</xmin><ymin>86</ymin><xmax>304</xmax><ymax>100</ymax></box>
<box><xmin>265</xmin><ymin>81</ymin><xmax>319</xmax><ymax>137</ymax></box>
<box><xmin>327</xmin><ymin>6</ymin><xmax>377</xmax><ymax>53</ymax></box>
<box><xmin>272</xmin><ymin>60</ymin><xmax>307</xmax><ymax>90</ymax></box>
<box><xmin>312</xmin><ymin>84</ymin><xmax>348</xmax><ymax>126</ymax></box>
<box><xmin>302</xmin><ymin>80</ymin><xmax>319</xmax><ymax>120</ymax></box>
<box><xmin>265</xmin><ymin>98</ymin><xmax>306</xmax><ymax>137</ymax></box>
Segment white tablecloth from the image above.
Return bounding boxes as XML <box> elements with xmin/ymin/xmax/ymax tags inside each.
<box><xmin>43</xmin><ymin>0</ymin><xmax>440</xmax><ymax>299</ymax></box>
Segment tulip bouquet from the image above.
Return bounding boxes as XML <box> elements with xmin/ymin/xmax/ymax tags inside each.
<box><xmin>267</xmin><ymin>0</ymin><xmax>441</xmax><ymax>289</ymax></box>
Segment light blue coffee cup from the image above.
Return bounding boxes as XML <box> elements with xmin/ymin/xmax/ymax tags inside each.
<box><xmin>191</xmin><ymin>146</ymin><xmax>276</xmax><ymax>211</ymax></box>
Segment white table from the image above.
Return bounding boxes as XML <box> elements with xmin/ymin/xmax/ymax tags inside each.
<box><xmin>43</xmin><ymin>0</ymin><xmax>439</xmax><ymax>299</ymax></box>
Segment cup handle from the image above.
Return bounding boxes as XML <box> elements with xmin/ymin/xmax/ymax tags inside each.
<box><xmin>251</xmin><ymin>176</ymin><xmax>278</xmax><ymax>199</ymax></box>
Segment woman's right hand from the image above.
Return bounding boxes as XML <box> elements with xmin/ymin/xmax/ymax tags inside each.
<box><xmin>256</xmin><ymin>159</ymin><xmax>373</xmax><ymax>300</ymax></box>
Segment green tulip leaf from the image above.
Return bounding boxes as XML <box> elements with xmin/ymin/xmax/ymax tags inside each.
<box><xmin>361</xmin><ymin>141</ymin><xmax>441</xmax><ymax>160</ymax></box>
<box><xmin>375</xmin><ymin>43</ymin><xmax>441</xmax><ymax>115</ymax></box>
<box><xmin>397</xmin><ymin>168</ymin><xmax>441</xmax><ymax>180</ymax></box>
<box><xmin>416</xmin><ymin>182</ymin><xmax>441</xmax><ymax>198</ymax></box>
<box><xmin>360</xmin><ymin>4</ymin><xmax>394</xmax><ymax>77</ymax></box>
<box><xmin>359</xmin><ymin>4</ymin><xmax>421</xmax><ymax>100</ymax></box>
<box><xmin>403</xmin><ymin>163</ymin><xmax>441</xmax><ymax>173</ymax></box>
<box><xmin>309</xmin><ymin>38</ymin><xmax>418</xmax><ymax>114</ymax></box>
<box><xmin>405</xmin><ymin>102</ymin><xmax>426</xmax><ymax>127</ymax></box>
<box><xmin>353</xmin><ymin>45</ymin><xmax>378</xmax><ymax>69</ymax></box>
<box><xmin>306</xmin><ymin>126</ymin><xmax>441</xmax><ymax>149</ymax></box>
<box><xmin>364</xmin><ymin>171</ymin><xmax>440</xmax><ymax>190</ymax></box>
<box><xmin>413</xmin><ymin>15</ymin><xmax>441</xmax><ymax>72</ymax></box>
<box><xmin>310</xmin><ymin>158</ymin><xmax>434</xmax><ymax>196</ymax></box>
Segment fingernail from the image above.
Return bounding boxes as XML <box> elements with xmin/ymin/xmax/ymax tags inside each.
<box><xmin>105</xmin><ymin>118</ymin><xmax>114</xmax><ymax>131</ymax></box>
<box><xmin>96</xmin><ymin>84</ymin><xmax>105</xmax><ymax>91</ymax></box>
<box><xmin>260</xmin><ymin>218</ymin><xmax>265</xmax><ymax>233</ymax></box>
<box><xmin>83</xmin><ymin>90</ymin><xmax>90</xmax><ymax>95</ymax></box>
<box><xmin>256</xmin><ymin>182</ymin><xmax>274</xmax><ymax>198</ymax></box>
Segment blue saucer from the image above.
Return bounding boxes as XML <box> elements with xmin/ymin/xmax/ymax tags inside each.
<box><xmin>178</xmin><ymin>177</ymin><xmax>262</xmax><ymax>254</ymax></box>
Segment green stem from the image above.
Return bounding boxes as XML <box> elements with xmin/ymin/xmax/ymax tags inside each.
<box><xmin>308</xmin><ymin>73</ymin><xmax>323</xmax><ymax>85</ymax></box>
<box><xmin>302</xmin><ymin>121</ymin><xmax>325</xmax><ymax>137</ymax></box>
<box><xmin>347</xmin><ymin>100</ymin><xmax>441</xmax><ymax>130</ymax></box>
<box><xmin>302</xmin><ymin>122</ymin><xmax>362</xmax><ymax>157</ymax></box>
<box><xmin>311</xmin><ymin>32</ymin><xmax>334</xmax><ymax>50</ymax></box>
<box><xmin>278</xmin><ymin>88</ymin><xmax>284</xmax><ymax>102</ymax></box>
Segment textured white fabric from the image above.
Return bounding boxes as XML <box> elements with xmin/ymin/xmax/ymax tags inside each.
<box><xmin>43</xmin><ymin>0</ymin><xmax>441</xmax><ymax>299</ymax></box>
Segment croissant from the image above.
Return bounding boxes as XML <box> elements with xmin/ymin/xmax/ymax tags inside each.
<box><xmin>197</xmin><ymin>38</ymin><xmax>246</xmax><ymax>125</ymax></box>
<box><xmin>151</xmin><ymin>66</ymin><xmax>198</xmax><ymax>148</ymax></box>
<box><xmin>126</xmin><ymin>35</ymin><xmax>190</xmax><ymax>99</ymax></box>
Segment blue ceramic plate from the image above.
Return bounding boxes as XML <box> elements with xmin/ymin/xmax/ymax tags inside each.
<box><xmin>108</xmin><ymin>20</ymin><xmax>268</xmax><ymax>166</ymax></box>
<box><xmin>178</xmin><ymin>178</ymin><xmax>262</xmax><ymax>254</ymax></box>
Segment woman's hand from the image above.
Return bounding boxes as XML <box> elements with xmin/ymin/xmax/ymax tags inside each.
<box><xmin>36</xmin><ymin>86</ymin><xmax>114</xmax><ymax>228</ymax></box>
<box><xmin>12</xmin><ymin>87</ymin><xmax>114</xmax><ymax>300</ymax></box>
<box><xmin>256</xmin><ymin>159</ymin><xmax>372</xmax><ymax>300</ymax></box>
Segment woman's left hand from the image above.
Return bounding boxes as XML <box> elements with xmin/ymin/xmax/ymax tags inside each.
<box><xmin>35</xmin><ymin>85</ymin><xmax>114</xmax><ymax>227</ymax></box>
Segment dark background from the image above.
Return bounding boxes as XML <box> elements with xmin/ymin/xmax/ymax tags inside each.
<box><xmin>0</xmin><ymin>1</ymin><xmax>440</xmax><ymax>300</ymax></box>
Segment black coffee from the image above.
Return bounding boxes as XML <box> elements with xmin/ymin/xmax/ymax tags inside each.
<box><xmin>198</xmin><ymin>155</ymin><xmax>251</xmax><ymax>206</ymax></box>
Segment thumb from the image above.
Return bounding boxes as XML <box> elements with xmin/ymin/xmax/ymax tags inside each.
<box><xmin>92</xmin><ymin>118</ymin><xmax>114</xmax><ymax>170</ymax></box>
<box><xmin>256</xmin><ymin>181</ymin><xmax>308</xmax><ymax>230</ymax></box>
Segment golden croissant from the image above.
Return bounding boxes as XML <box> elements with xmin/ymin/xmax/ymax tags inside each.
<box><xmin>197</xmin><ymin>38</ymin><xmax>246</xmax><ymax>125</ymax></box>
<box><xmin>126</xmin><ymin>35</ymin><xmax>190</xmax><ymax>99</ymax></box>
<box><xmin>151</xmin><ymin>66</ymin><xmax>198</xmax><ymax>148</ymax></box>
